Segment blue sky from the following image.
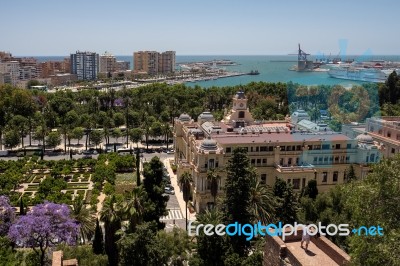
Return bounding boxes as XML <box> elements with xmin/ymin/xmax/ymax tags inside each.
<box><xmin>1</xmin><ymin>0</ymin><xmax>399</xmax><ymax>56</ymax></box>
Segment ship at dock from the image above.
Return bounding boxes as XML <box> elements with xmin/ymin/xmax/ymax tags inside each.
<box><xmin>328</xmin><ymin>65</ymin><xmax>394</xmax><ymax>83</ymax></box>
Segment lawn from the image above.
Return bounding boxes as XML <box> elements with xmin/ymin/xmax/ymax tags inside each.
<box><xmin>115</xmin><ymin>173</ymin><xmax>136</xmax><ymax>194</ymax></box>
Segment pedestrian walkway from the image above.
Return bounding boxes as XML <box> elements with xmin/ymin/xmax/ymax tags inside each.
<box><xmin>163</xmin><ymin>158</ymin><xmax>197</xmax><ymax>227</ymax></box>
<box><xmin>160</xmin><ymin>208</ymin><xmax>184</xmax><ymax>221</ymax></box>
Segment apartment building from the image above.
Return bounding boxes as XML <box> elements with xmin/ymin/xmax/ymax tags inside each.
<box><xmin>133</xmin><ymin>50</ymin><xmax>175</xmax><ymax>75</ymax></box>
<box><xmin>99</xmin><ymin>52</ymin><xmax>117</xmax><ymax>74</ymax></box>
<box><xmin>70</xmin><ymin>51</ymin><xmax>99</xmax><ymax>80</ymax></box>
<box><xmin>174</xmin><ymin>91</ymin><xmax>380</xmax><ymax>212</ymax></box>
<box><xmin>40</xmin><ymin>58</ymin><xmax>70</xmax><ymax>78</ymax></box>
<box><xmin>0</xmin><ymin>61</ymin><xmax>20</xmax><ymax>85</ymax></box>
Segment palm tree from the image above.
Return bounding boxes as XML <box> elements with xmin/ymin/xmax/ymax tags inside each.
<box><xmin>249</xmin><ymin>175</ymin><xmax>277</xmax><ymax>224</ymax></box>
<box><xmin>100</xmin><ymin>195</ymin><xmax>122</xmax><ymax>266</ymax></box>
<box><xmin>122</xmin><ymin>185</ymin><xmax>146</xmax><ymax>232</ymax></box>
<box><xmin>206</xmin><ymin>169</ymin><xmax>221</xmax><ymax>206</ymax></box>
<box><xmin>178</xmin><ymin>172</ymin><xmax>193</xmax><ymax>231</ymax></box>
<box><xmin>71</xmin><ymin>195</ymin><xmax>95</xmax><ymax>244</ymax></box>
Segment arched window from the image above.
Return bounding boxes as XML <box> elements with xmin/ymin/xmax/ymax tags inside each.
<box><xmin>238</xmin><ymin>111</ymin><xmax>245</xmax><ymax>119</ymax></box>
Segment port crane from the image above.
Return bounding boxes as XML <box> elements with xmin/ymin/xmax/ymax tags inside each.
<box><xmin>288</xmin><ymin>43</ymin><xmax>310</xmax><ymax>61</ymax></box>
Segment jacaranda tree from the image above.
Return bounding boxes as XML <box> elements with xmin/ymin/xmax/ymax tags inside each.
<box><xmin>0</xmin><ymin>196</ymin><xmax>15</xmax><ymax>236</ymax></box>
<box><xmin>8</xmin><ymin>202</ymin><xmax>79</xmax><ymax>266</ymax></box>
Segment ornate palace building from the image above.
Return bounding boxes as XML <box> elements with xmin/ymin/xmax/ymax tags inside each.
<box><xmin>174</xmin><ymin>91</ymin><xmax>380</xmax><ymax>212</ymax></box>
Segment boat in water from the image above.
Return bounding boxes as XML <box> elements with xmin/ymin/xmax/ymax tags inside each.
<box><xmin>248</xmin><ymin>70</ymin><xmax>260</xmax><ymax>75</ymax></box>
<box><xmin>328</xmin><ymin>66</ymin><xmax>394</xmax><ymax>83</ymax></box>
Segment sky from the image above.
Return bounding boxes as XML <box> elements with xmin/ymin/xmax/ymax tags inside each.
<box><xmin>1</xmin><ymin>0</ymin><xmax>399</xmax><ymax>56</ymax></box>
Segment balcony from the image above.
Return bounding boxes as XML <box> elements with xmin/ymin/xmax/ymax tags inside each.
<box><xmin>274</xmin><ymin>163</ymin><xmax>316</xmax><ymax>173</ymax></box>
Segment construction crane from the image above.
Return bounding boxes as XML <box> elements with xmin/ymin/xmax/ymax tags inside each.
<box><xmin>288</xmin><ymin>43</ymin><xmax>310</xmax><ymax>61</ymax></box>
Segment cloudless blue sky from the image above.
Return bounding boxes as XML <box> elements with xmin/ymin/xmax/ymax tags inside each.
<box><xmin>1</xmin><ymin>0</ymin><xmax>399</xmax><ymax>56</ymax></box>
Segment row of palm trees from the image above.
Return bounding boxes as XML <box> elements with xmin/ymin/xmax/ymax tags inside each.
<box><xmin>178</xmin><ymin>168</ymin><xmax>277</xmax><ymax>230</ymax></box>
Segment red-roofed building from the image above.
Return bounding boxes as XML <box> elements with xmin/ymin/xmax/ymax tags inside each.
<box><xmin>174</xmin><ymin>92</ymin><xmax>381</xmax><ymax>212</ymax></box>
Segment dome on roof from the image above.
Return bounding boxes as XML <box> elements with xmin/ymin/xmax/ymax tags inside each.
<box><xmin>356</xmin><ymin>132</ymin><xmax>374</xmax><ymax>144</ymax></box>
<box><xmin>200</xmin><ymin>138</ymin><xmax>218</xmax><ymax>150</ymax></box>
<box><xmin>178</xmin><ymin>113</ymin><xmax>191</xmax><ymax>122</ymax></box>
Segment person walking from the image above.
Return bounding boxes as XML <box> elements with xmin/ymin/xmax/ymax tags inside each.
<box><xmin>301</xmin><ymin>224</ymin><xmax>311</xmax><ymax>251</ymax></box>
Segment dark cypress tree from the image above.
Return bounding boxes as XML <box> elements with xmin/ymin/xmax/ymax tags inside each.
<box><xmin>136</xmin><ymin>149</ymin><xmax>141</xmax><ymax>186</ymax></box>
<box><xmin>223</xmin><ymin>147</ymin><xmax>253</xmax><ymax>256</ymax></box>
<box><xmin>92</xmin><ymin>218</ymin><xmax>104</xmax><ymax>255</ymax></box>
<box><xmin>19</xmin><ymin>198</ymin><xmax>25</xmax><ymax>215</ymax></box>
<box><xmin>303</xmin><ymin>179</ymin><xmax>318</xmax><ymax>199</ymax></box>
<box><xmin>346</xmin><ymin>164</ymin><xmax>357</xmax><ymax>182</ymax></box>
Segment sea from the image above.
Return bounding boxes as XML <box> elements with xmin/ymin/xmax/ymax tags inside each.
<box><xmin>34</xmin><ymin>55</ymin><xmax>400</xmax><ymax>88</ymax></box>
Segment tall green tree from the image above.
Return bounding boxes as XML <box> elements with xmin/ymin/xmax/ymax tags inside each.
<box><xmin>193</xmin><ymin>208</ymin><xmax>226</xmax><ymax>266</ymax></box>
<box><xmin>222</xmin><ymin>147</ymin><xmax>253</xmax><ymax>256</ymax></box>
<box><xmin>123</xmin><ymin>186</ymin><xmax>146</xmax><ymax>233</ymax></box>
<box><xmin>178</xmin><ymin>171</ymin><xmax>192</xmax><ymax>231</ymax></box>
<box><xmin>100</xmin><ymin>195</ymin><xmax>122</xmax><ymax>266</ymax></box>
<box><xmin>249</xmin><ymin>175</ymin><xmax>276</xmax><ymax>224</ymax></box>
<box><xmin>345</xmin><ymin>155</ymin><xmax>400</xmax><ymax>265</ymax></box>
<box><xmin>71</xmin><ymin>195</ymin><xmax>95</xmax><ymax>244</ymax></box>
<box><xmin>142</xmin><ymin>157</ymin><xmax>168</xmax><ymax>229</ymax></box>
<box><xmin>206</xmin><ymin>168</ymin><xmax>221</xmax><ymax>205</ymax></box>
<box><xmin>92</xmin><ymin>219</ymin><xmax>104</xmax><ymax>255</ymax></box>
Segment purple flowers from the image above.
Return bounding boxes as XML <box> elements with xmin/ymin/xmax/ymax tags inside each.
<box><xmin>0</xmin><ymin>196</ymin><xmax>15</xmax><ymax>236</ymax></box>
<box><xmin>8</xmin><ymin>201</ymin><xmax>79</xmax><ymax>248</ymax></box>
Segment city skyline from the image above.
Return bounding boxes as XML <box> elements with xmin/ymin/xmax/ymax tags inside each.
<box><xmin>1</xmin><ymin>0</ymin><xmax>399</xmax><ymax>56</ymax></box>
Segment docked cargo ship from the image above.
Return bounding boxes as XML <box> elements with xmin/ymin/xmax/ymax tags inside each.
<box><xmin>328</xmin><ymin>66</ymin><xmax>393</xmax><ymax>83</ymax></box>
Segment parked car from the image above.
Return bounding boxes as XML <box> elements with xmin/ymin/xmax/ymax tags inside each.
<box><xmin>164</xmin><ymin>187</ymin><xmax>175</xmax><ymax>195</ymax></box>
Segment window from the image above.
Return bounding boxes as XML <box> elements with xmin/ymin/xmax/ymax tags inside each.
<box><xmin>205</xmin><ymin>163</ymin><xmax>208</xmax><ymax>168</ymax></box>
<box><xmin>302</xmin><ymin>178</ymin><xmax>306</xmax><ymax>188</ymax></box>
<box><xmin>387</xmin><ymin>131</ymin><xmax>391</xmax><ymax>138</ymax></box>
<box><xmin>392</xmin><ymin>148</ymin><xmax>396</xmax><ymax>154</ymax></box>
<box><xmin>209</xmin><ymin>159</ymin><xmax>215</xmax><ymax>168</ymax></box>
<box><xmin>261</xmin><ymin>174</ymin><xmax>267</xmax><ymax>184</ymax></box>
<box><xmin>250</xmin><ymin>147</ymin><xmax>253</xmax><ymax>152</ymax></box>
<box><xmin>333</xmin><ymin>171</ymin><xmax>338</xmax><ymax>182</ymax></box>
<box><xmin>314</xmin><ymin>157</ymin><xmax>318</xmax><ymax>162</ymax></box>
<box><xmin>257</xmin><ymin>159</ymin><xmax>261</xmax><ymax>164</ymax></box>
<box><xmin>287</xmin><ymin>179</ymin><xmax>291</xmax><ymax>184</ymax></box>
<box><xmin>370</xmin><ymin>154</ymin><xmax>375</xmax><ymax>163</ymax></box>
<box><xmin>322</xmin><ymin>172</ymin><xmax>328</xmax><ymax>182</ymax></box>
<box><xmin>262</xmin><ymin>159</ymin><xmax>267</xmax><ymax>164</ymax></box>
<box><xmin>238</xmin><ymin>111</ymin><xmax>245</xmax><ymax>119</ymax></box>
<box><xmin>280</xmin><ymin>158</ymin><xmax>284</xmax><ymax>165</ymax></box>
<box><xmin>314</xmin><ymin>145</ymin><xmax>321</xmax><ymax>150</ymax></box>
<box><xmin>260</xmin><ymin>146</ymin><xmax>267</xmax><ymax>152</ymax></box>
<box><xmin>296</xmin><ymin>158</ymin><xmax>299</xmax><ymax>165</ymax></box>
<box><xmin>226</xmin><ymin>147</ymin><xmax>231</xmax><ymax>153</ymax></box>
<box><xmin>324</xmin><ymin>157</ymin><xmax>328</xmax><ymax>162</ymax></box>
<box><xmin>293</xmin><ymin>179</ymin><xmax>300</xmax><ymax>189</ymax></box>
<box><xmin>251</xmin><ymin>159</ymin><xmax>256</xmax><ymax>165</ymax></box>
<box><xmin>346</xmin><ymin>156</ymin><xmax>350</xmax><ymax>162</ymax></box>
<box><xmin>256</xmin><ymin>146</ymin><xmax>259</xmax><ymax>152</ymax></box>
<box><xmin>288</xmin><ymin>158</ymin><xmax>292</xmax><ymax>165</ymax></box>
<box><xmin>322</xmin><ymin>144</ymin><xmax>330</xmax><ymax>150</ymax></box>
<box><xmin>347</xmin><ymin>144</ymin><xmax>352</xmax><ymax>149</ymax></box>
<box><xmin>281</xmin><ymin>146</ymin><xmax>286</xmax><ymax>151</ymax></box>
<box><xmin>268</xmin><ymin>146</ymin><xmax>274</xmax><ymax>151</ymax></box>
<box><xmin>296</xmin><ymin>145</ymin><xmax>302</xmax><ymax>151</ymax></box>
<box><xmin>335</xmin><ymin>144</ymin><xmax>341</xmax><ymax>149</ymax></box>
<box><xmin>216</xmin><ymin>162</ymin><xmax>219</xmax><ymax>167</ymax></box>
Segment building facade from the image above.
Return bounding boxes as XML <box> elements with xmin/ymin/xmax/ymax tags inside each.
<box><xmin>174</xmin><ymin>92</ymin><xmax>380</xmax><ymax>212</ymax></box>
<box><xmin>133</xmin><ymin>50</ymin><xmax>175</xmax><ymax>75</ymax></box>
<box><xmin>70</xmin><ymin>51</ymin><xmax>99</xmax><ymax>80</ymax></box>
<box><xmin>99</xmin><ymin>52</ymin><xmax>117</xmax><ymax>74</ymax></box>
<box><xmin>0</xmin><ymin>61</ymin><xmax>20</xmax><ymax>85</ymax></box>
